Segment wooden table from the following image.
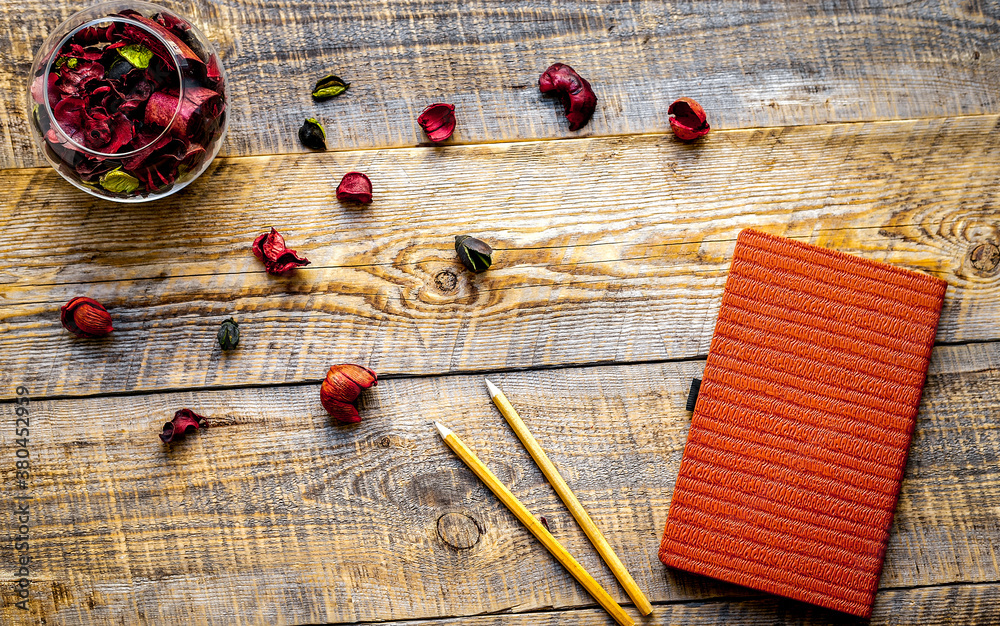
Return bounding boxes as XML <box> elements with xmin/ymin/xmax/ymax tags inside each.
<box><xmin>2</xmin><ymin>1</ymin><xmax>999</xmax><ymax>624</ymax></box>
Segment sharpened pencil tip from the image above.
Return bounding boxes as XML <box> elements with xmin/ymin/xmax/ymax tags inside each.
<box><xmin>434</xmin><ymin>421</ymin><xmax>453</xmax><ymax>439</ymax></box>
<box><xmin>484</xmin><ymin>378</ymin><xmax>501</xmax><ymax>398</ymax></box>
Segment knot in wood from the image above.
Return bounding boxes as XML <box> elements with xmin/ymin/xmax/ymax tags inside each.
<box><xmin>970</xmin><ymin>242</ymin><xmax>999</xmax><ymax>274</ymax></box>
<box><xmin>434</xmin><ymin>270</ymin><xmax>459</xmax><ymax>293</ymax></box>
<box><xmin>436</xmin><ymin>512</ymin><xmax>480</xmax><ymax>549</ymax></box>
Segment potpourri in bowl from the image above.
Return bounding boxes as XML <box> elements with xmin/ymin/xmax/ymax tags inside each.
<box><xmin>27</xmin><ymin>1</ymin><xmax>228</xmax><ymax>202</ymax></box>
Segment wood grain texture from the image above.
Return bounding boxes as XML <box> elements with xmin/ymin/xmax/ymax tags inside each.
<box><xmin>0</xmin><ymin>342</ymin><xmax>997</xmax><ymax>624</ymax></box>
<box><xmin>2</xmin><ymin>0</ymin><xmax>999</xmax><ymax>168</ymax></box>
<box><xmin>363</xmin><ymin>582</ymin><xmax>1000</xmax><ymax>625</ymax></box>
<box><xmin>2</xmin><ymin>117</ymin><xmax>999</xmax><ymax>399</ymax></box>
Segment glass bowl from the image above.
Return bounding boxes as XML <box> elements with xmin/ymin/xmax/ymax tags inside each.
<box><xmin>27</xmin><ymin>1</ymin><xmax>228</xmax><ymax>202</ymax></box>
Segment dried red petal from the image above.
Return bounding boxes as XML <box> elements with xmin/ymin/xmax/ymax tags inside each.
<box><xmin>320</xmin><ymin>364</ymin><xmax>378</xmax><ymax>424</ymax></box>
<box><xmin>538</xmin><ymin>63</ymin><xmax>597</xmax><ymax>131</ymax></box>
<box><xmin>417</xmin><ymin>103</ymin><xmax>456</xmax><ymax>142</ymax></box>
<box><xmin>160</xmin><ymin>408</ymin><xmax>206</xmax><ymax>443</ymax></box>
<box><xmin>104</xmin><ymin>114</ymin><xmax>135</xmax><ymax>153</ymax></box>
<box><xmin>31</xmin><ymin>72</ymin><xmax>58</xmax><ymax>108</ymax></box>
<box><xmin>252</xmin><ymin>227</ymin><xmax>310</xmax><ymax>274</ymax></box>
<box><xmin>266</xmin><ymin>249</ymin><xmax>311</xmax><ymax>274</ymax></box>
<box><xmin>145</xmin><ymin>86</ymin><xmax>222</xmax><ymax>138</ymax></box>
<box><xmin>56</xmin><ymin>61</ymin><xmax>105</xmax><ymax>99</ymax></box>
<box><xmin>66</xmin><ymin>43</ymin><xmax>105</xmax><ymax>61</ymax></box>
<box><xmin>336</xmin><ymin>172</ymin><xmax>373</xmax><ymax>204</ymax></box>
<box><xmin>60</xmin><ymin>297</ymin><xmax>113</xmax><ymax>337</ymax></box>
<box><xmin>668</xmin><ymin>97</ymin><xmax>710</xmax><ymax>141</ymax></box>
<box><xmin>155</xmin><ymin>11</ymin><xmax>192</xmax><ymax>33</ymax></box>
<box><xmin>52</xmin><ymin>97</ymin><xmax>88</xmax><ymax>143</ymax></box>
<box><xmin>253</xmin><ymin>227</ymin><xmax>285</xmax><ymax>262</ymax></box>
<box><xmin>122</xmin><ymin>14</ymin><xmax>201</xmax><ymax>64</ymax></box>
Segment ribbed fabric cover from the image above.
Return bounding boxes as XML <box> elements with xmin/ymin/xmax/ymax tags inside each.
<box><xmin>659</xmin><ymin>229</ymin><xmax>947</xmax><ymax>617</ymax></box>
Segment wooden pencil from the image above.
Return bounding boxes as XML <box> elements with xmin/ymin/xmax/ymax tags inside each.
<box><xmin>434</xmin><ymin>421</ymin><xmax>635</xmax><ymax>626</ymax></box>
<box><xmin>485</xmin><ymin>379</ymin><xmax>654</xmax><ymax>616</ymax></box>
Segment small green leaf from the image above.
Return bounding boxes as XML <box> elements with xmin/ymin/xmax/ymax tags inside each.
<box><xmin>118</xmin><ymin>44</ymin><xmax>153</xmax><ymax>69</ymax></box>
<box><xmin>67</xmin><ymin>57</ymin><xmax>78</xmax><ymax>69</ymax></box>
<box><xmin>99</xmin><ymin>168</ymin><xmax>140</xmax><ymax>194</ymax></box>
<box><xmin>311</xmin><ymin>74</ymin><xmax>350</xmax><ymax>100</ymax></box>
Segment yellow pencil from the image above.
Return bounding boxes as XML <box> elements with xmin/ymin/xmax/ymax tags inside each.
<box><xmin>434</xmin><ymin>421</ymin><xmax>635</xmax><ymax>626</ymax></box>
<box><xmin>485</xmin><ymin>379</ymin><xmax>654</xmax><ymax>616</ymax></box>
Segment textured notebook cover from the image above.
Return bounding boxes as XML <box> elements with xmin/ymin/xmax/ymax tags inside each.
<box><xmin>659</xmin><ymin>229</ymin><xmax>947</xmax><ymax>617</ymax></box>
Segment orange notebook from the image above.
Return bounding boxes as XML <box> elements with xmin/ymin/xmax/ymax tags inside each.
<box><xmin>659</xmin><ymin>229</ymin><xmax>947</xmax><ymax>617</ymax></box>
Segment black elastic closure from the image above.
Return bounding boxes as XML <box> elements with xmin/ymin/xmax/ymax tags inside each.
<box><xmin>685</xmin><ymin>378</ymin><xmax>702</xmax><ymax>412</ymax></box>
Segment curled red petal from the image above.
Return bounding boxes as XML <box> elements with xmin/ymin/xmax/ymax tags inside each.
<box><xmin>264</xmin><ymin>249</ymin><xmax>311</xmax><ymax>274</ymax></box>
<box><xmin>538</xmin><ymin>63</ymin><xmax>597</xmax><ymax>131</ymax></box>
<box><xmin>338</xmin><ymin>364</ymin><xmax>378</xmax><ymax>389</ymax></box>
<box><xmin>66</xmin><ymin>43</ymin><xmax>105</xmax><ymax>61</ymax></box>
<box><xmin>31</xmin><ymin>72</ymin><xmax>58</xmax><ymax>108</ymax></box>
<box><xmin>56</xmin><ymin>61</ymin><xmax>105</xmax><ymax>99</ymax></box>
<box><xmin>252</xmin><ymin>228</ymin><xmax>309</xmax><ymax>274</ymax></box>
<box><xmin>336</xmin><ymin>172</ymin><xmax>373</xmax><ymax>204</ymax></box>
<box><xmin>417</xmin><ymin>103</ymin><xmax>456</xmax><ymax>142</ymax></box>
<box><xmin>81</xmin><ymin>107</ymin><xmax>112</xmax><ymax>149</ymax></box>
<box><xmin>52</xmin><ymin>97</ymin><xmax>87</xmax><ymax>143</ymax></box>
<box><xmin>252</xmin><ymin>227</ymin><xmax>287</xmax><ymax>262</ymax></box>
<box><xmin>103</xmin><ymin>114</ymin><xmax>135</xmax><ymax>153</ymax></box>
<box><xmin>124</xmin><ymin>13</ymin><xmax>201</xmax><ymax>64</ymax></box>
<box><xmin>322</xmin><ymin>372</ymin><xmax>363</xmax><ymax>404</ymax></box>
<box><xmin>60</xmin><ymin>297</ymin><xmax>113</xmax><ymax>337</ymax></box>
<box><xmin>155</xmin><ymin>11</ymin><xmax>192</xmax><ymax>33</ymax></box>
<box><xmin>261</xmin><ymin>227</ymin><xmax>286</xmax><ymax>261</ymax></box>
<box><xmin>252</xmin><ymin>232</ymin><xmax>267</xmax><ymax>261</ymax></box>
<box><xmin>668</xmin><ymin>97</ymin><xmax>710</xmax><ymax>141</ymax></box>
<box><xmin>144</xmin><ymin>90</ymin><xmax>178</xmax><ymax>128</ymax></box>
<box><xmin>160</xmin><ymin>408</ymin><xmax>207</xmax><ymax>443</ymax></box>
<box><xmin>321</xmin><ymin>399</ymin><xmax>363</xmax><ymax>425</ymax></box>
<box><xmin>320</xmin><ymin>364</ymin><xmax>378</xmax><ymax>424</ymax></box>
<box><xmin>145</xmin><ymin>86</ymin><xmax>223</xmax><ymax>138</ymax></box>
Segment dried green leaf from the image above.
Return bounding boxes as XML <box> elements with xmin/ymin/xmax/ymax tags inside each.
<box><xmin>217</xmin><ymin>317</ymin><xmax>240</xmax><ymax>350</ymax></box>
<box><xmin>118</xmin><ymin>44</ymin><xmax>153</xmax><ymax>69</ymax></box>
<box><xmin>312</xmin><ymin>74</ymin><xmax>350</xmax><ymax>100</ymax></box>
<box><xmin>298</xmin><ymin>118</ymin><xmax>326</xmax><ymax>150</ymax></box>
<box><xmin>99</xmin><ymin>168</ymin><xmax>140</xmax><ymax>194</ymax></box>
<box><xmin>455</xmin><ymin>235</ymin><xmax>493</xmax><ymax>273</ymax></box>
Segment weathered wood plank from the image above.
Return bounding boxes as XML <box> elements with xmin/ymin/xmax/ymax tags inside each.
<box><xmin>364</xmin><ymin>582</ymin><xmax>1000</xmax><ymax>625</ymax></box>
<box><xmin>0</xmin><ymin>342</ymin><xmax>997</xmax><ymax>624</ymax></box>
<box><xmin>2</xmin><ymin>117</ymin><xmax>998</xmax><ymax>399</ymax></box>
<box><xmin>2</xmin><ymin>0</ymin><xmax>999</xmax><ymax>168</ymax></box>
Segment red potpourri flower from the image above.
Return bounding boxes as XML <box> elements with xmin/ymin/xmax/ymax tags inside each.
<box><xmin>320</xmin><ymin>364</ymin><xmax>378</xmax><ymax>424</ymax></box>
<box><xmin>668</xmin><ymin>97</ymin><xmax>710</xmax><ymax>141</ymax></box>
<box><xmin>60</xmin><ymin>297</ymin><xmax>113</xmax><ymax>337</ymax></box>
<box><xmin>538</xmin><ymin>63</ymin><xmax>597</xmax><ymax>131</ymax></box>
<box><xmin>29</xmin><ymin>9</ymin><xmax>226</xmax><ymax>197</ymax></box>
<box><xmin>252</xmin><ymin>227</ymin><xmax>311</xmax><ymax>275</ymax></box>
<box><xmin>160</xmin><ymin>409</ymin><xmax>206</xmax><ymax>443</ymax></box>
<box><xmin>336</xmin><ymin>172</ymin><xmax>373</xmax><ymax>204</ymax></box>
<box><xmin>417</xmin><ymin>103</ymin><xmax>456</xmax><ymax>142</ymax></box>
